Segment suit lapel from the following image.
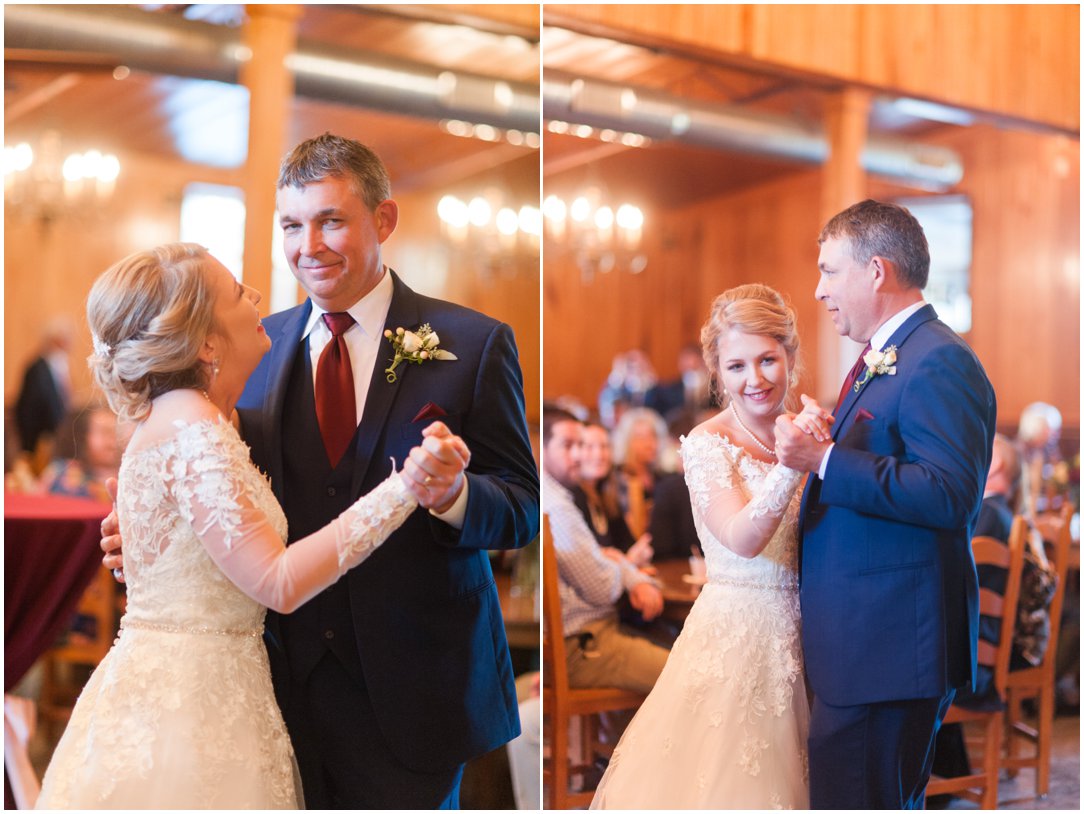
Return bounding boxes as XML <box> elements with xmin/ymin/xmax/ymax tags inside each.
<box><xmin>264</xmin><ymin>302</ymin><xmax>312</xmax><ymax>497</ymax></box>
<box><xmin>350</xmin><ymin>270</ymin><xmax>420</xmax><ymax>497</ymax></box>
<box><xmin>830</xmin><ymin>304</ymin><xmax>938</xmax><ymax>437</ymax></box>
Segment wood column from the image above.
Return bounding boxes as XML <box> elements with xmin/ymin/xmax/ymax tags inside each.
<box><xmin>818</xmin><ymin>87</ymin><xmax>871</xmax><ymax>404</ymax></box>
<box><xmin>239</xmin><ymin>4</ymin><xmax>300</xmax><ymax>314</ymax></box>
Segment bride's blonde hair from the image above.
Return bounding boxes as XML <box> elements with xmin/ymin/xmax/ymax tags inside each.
<box><xmin>700</xmin><ymin>283</ymin><xmax>802</xmax><ymax>411</ymax></box>
<box><xmin>87</xmin><ymin>243</ymin><xmax>216</xmax><ymax>422</ymax></box>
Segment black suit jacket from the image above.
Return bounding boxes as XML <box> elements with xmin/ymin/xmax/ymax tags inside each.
<box><xmin>15</xmin><ymin>356</ymin><xmax>67</xmax><ymax>452</ymax></box>
<box><xmin>237</xmin><ymin>271</ymin><xmax>539</xmax><ymax>770</ymax></box>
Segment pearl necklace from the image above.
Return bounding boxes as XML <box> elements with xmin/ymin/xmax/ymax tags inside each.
<box><xmin>730</xmin><ymin>403</ymin><xmax>777</xmax><ymax>458</ymax></box>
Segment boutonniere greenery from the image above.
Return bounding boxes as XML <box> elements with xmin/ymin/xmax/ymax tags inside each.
<box><xmin>854</xmin><ymin>345</ymin><xmax>898</xmax><ymax>392</ymax></box>
<box><xmin>383</xmin><ymin>323</ymin><xmax>457</xmax><ymax>383</ymax></box>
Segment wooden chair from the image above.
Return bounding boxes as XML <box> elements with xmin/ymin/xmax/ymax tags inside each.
<box><xmin>541</xmin><ymin>519</ymin><xmax>646</xmax><ymax>809</ymax></box>
<box><xmin>926</xmin><ymin>517</ymin><xmax>1026</xmax><ymax>809</ymax></box>
<box><xmin>1002</xmin><ymin>503</ymin><xmax>1074</xmax><ymax>796</ymax></box>
<box><xmin>38</xmin><ymin>567</ymin><xmax>118</xmax><ymax>739</ymax></box>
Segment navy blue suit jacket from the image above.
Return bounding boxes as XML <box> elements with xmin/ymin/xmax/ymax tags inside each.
<box><xmin>236</xmin><ymin>271</ymin><xmax>540</xmax><ymax>770</ymax></box>
<box><xmin>799</xmin><ymin>305</ymin><xmax>996</xmax><ymax>706</ymax></box>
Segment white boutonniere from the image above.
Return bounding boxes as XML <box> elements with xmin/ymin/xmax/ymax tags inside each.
<box><xmin>383</xmin><ymin>323</ymin><xmax>457</xmax><ymax>383</ymax></box>
<box><xmin>853</xmin><ymin>345</ymin><xmax>898</xmax><ymax>392</ymax></box>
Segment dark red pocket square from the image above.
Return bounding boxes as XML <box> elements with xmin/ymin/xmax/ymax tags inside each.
<box><xmin>856</xmin><ymin>408</ymin><xmax>875</xmax><ymax>423</ymax></box>
<box><xmin>412</xmin><ymin>401</ymin><xmax>448</xmax><ymax>423</ymax></box>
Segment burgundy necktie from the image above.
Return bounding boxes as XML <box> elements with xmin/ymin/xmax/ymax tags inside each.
<box><xmin>315</xmin><ymin>312</ymin><xmax>357</xmax><ymax>468</ymax></box>
<box><xmin>834</xmin><ymin>343</ymin><xmax>872</xmax><ymax>414</ymax></box>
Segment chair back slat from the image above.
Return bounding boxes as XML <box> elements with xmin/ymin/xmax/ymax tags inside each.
<box><xmin>1042</xmin><ymin>504</ymin><xmax>1075</xmax><ymax>674</ymax></box>
<box><xmin>977</xmin><ymin>587</ymin><xmax>1004</xmax><ymax>618</ymax></box>
<box><xmin>542</xmin><ymin>518</ymin><xmax>570</xmax><ymax>699</ymax></box>
<box><xmin>971</xmin><ymin>521</ymin><xmax>1026</xmax><ymax>696</ymax></box>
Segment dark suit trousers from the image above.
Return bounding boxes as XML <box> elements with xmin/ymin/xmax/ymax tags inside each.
<box><xmin>809</xmin><ymin>691</ymin><xmax>954</xmax><ymax>809</ymax></box>
<box><xmin>281</xmin><ymin>651</ymin><xmax>464</xmax><ymax>809</ymax></box>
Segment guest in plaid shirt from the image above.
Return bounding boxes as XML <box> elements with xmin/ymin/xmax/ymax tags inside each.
<box><xmin>544</xmin><ymin>406</ymin><xmax>669</xmax><ymax>693</ymax></box>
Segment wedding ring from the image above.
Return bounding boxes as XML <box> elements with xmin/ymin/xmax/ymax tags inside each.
<box><xmin>424</xmin><ymin>475</ymin><xmax>434</xmax><ymax>486</ymax></box>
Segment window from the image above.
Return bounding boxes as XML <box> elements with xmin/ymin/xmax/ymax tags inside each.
<box><xmin>896</xmin><ymin>195</ymin><xmax>973</xmax><ymax>334</ymax></box>
<box><xmin>179</xmin><ymin>182</ymin><xmax>299</xmax><ymax>309</ymax></box>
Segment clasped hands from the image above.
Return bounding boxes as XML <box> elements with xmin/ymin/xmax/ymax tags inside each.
<box><xmin>400</xmin><ymin>420</ymin><xmax>470</xmax><ymax>514</ymax></box>
<box><xmin>774</xmin><ymin>395</ymin><xmax>834</xmax><ymax>473</ymax></box>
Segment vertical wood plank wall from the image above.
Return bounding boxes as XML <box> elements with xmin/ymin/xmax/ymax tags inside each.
<box><xmin>547</xmin><ymin>4</ymin><xmax>1079</xmax><ymax>132</ymax></box>
<box><xmin>543</xmin><ymin>125</ymin><xmax>1080</xmax><ymax>429</ymax></box>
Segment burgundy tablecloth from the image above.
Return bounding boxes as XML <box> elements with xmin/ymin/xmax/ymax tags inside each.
<box><xmin>4</xmin><ymin>491</ymin><xmax>110</xmax><ymax>692</ymax></box>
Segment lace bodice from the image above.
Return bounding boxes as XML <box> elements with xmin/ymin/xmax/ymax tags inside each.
<box><xmin>117</xmin><ymin>416</ymin><xmax>418</xmax><ymax>629</ymax></box>
<box><xmin>680</xmin><ymin>432</ymin><xmax>803</xmax><ymax>589</ymax></box>
<box><xmin>118</xmin><ymin>418</ymin><xmax>284</xmax><ymax>633</ymax></box>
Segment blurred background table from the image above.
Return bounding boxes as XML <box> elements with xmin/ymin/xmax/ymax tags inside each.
<box><xmin>5</xmin><ymin>492</ymin><xmax>110</xmax><ymax>691</ymax></box>
<box><xmin>5</xmin><ymin>491</ymin><xmax>110</xmax><ymax>809</ymax></box>
<box><xmin>652</xmin><ymin>558</ymin><xmax>701</xmax><ymax>624</ymax></box>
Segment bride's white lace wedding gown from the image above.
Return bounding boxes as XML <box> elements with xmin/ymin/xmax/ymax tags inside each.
<box><xmin>591</xmin><ymin>431</ymin><xmax>809</xmax><ymax>810</ymax></box>
<box><xmin>36</xmin><ymin>416</ymin><xmax>417</xmax><ymax>809</ymax></box>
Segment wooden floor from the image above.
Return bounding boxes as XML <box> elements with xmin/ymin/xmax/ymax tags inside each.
<box><xmin>944</xmin><ymin>712</ymin><xmax>1080</xmax><ymax>810</ymax></box>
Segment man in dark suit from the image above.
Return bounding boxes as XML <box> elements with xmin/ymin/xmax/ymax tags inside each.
<box><xmin>15</xmin><ymin>318</ymin><xmax>72</xmax><ymax>463</ymax></box>
<box><xmin>775</xmin><ymin>199</ymin><xmax>996</xmax><ymax>809</ymax></box>
<box><xmin>234</xmin><ymin>134</ymin><xmax>539</xmax><ymax>808</ymax></box>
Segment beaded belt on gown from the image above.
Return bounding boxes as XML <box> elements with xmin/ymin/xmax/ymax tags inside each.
<box><xmin>119</xmin><ymin>618</ymin><xmax>263</xmax><ymax>638</ymax></box>
<box><xmin>707</xmin><ymin>574</ymin><xmax>799</xmax><ymax>591</ymax></box>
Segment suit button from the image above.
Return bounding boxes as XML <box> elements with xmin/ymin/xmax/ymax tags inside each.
<box><xmin>324</xmin><ymin>630</ymin><xmax>335</xmax><ymax>640</ymax></box>
<box><xmin>327</xmin><ymin>487</ymin><xmax>336</xmax><ymax>497</ymax></box>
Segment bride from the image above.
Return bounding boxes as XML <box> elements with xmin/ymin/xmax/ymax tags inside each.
<box><xmin>35</xmin><ymin>243</ymin><xmax>466</xmax><ymax>809</ymax></box>
<box><xmin>591</xmin><ymin>284</ymin><xmax>830</xmax><ymax>810</ymax></box>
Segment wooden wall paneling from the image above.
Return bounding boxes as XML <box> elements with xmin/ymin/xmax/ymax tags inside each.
<box><xmin>4</xmin><ymin>154</ymin><xmax>242</xmax><ymax>405</ymax></box>
<box><xmin>870</xmin><ymin>124</ymin><xmax>1080</xmax><ymax>431</ymax></box>
<box><xmin>544</xmin><ymin>166</ymin><xmax>826</xmax><ymax>411</ymax></box>
<box><xmin>745</xmin><ymin>5</ymin><xmax>864</xmax><ymax>79</ymax></box>
<box><xmin>384</xmin><ymin>153</ymin><xmax>540</xmax><ymax>422</ymax></box>
<box><xmin>546</xmin><ymin>4</ymin><xmax>1079</xmax><ymax>132</ymax></box>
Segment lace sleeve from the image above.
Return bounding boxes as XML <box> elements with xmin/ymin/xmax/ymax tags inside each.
<box><xmin>683</xmin><ymin>433</ymin><xmax>802</xmax><ymax>559</ymax></box>
<box><xmin>169</xmin><ymin>420</ymin><xmax>417</xmax><ymax>614</ymax></box>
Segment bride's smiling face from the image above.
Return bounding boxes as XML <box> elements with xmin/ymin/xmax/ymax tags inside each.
<box><xmin>717</xmin><ymin>328</ymin><xmax>792</xmax><ymax>419</ymax></box>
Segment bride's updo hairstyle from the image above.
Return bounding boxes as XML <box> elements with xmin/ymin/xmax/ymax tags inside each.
<box><xmin>87</xmin><ymin>243</ymin><xmax>216</xmax><ymax>422</ymax></box>
<box><xmin>700</xmin><ymin>283</ymin><xmax>802</xmax><ymax>411</ymax></box>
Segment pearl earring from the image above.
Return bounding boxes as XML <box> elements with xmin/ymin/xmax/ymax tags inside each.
<box><xmin>212</xmin><ymin>357</ymin><xmax>221</xmax><ymax>380</ymax></box>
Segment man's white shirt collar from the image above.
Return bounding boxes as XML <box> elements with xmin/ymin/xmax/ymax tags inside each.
<box><xmin>301</xmin><ymin>267</ymin><xmax>394</xmax><ymax>342</ymax></box>
<box><xmin>871</xmin><ymin>301</ymin><xmax>926</xmax><ymax>351</ymax></box>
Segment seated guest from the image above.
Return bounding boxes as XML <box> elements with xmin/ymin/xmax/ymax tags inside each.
<box><xmin>647</xmin><ymin>407</ymin><xmax>711</xmax><ymax>562</ymax></box>
<box><xmin>931</xmin><ymin>434</ymin><xmax>1057</xmax><ymax>800</ymax></box>
<box><xmin>40</xmin><ymin>404</ymin><xmax>123</xmax><ymax>504</ymax></box>
<box><xmin>598</xmin><ymin>350</ymin><xmax>657</xmax><ymax>429</ymax></box>
<box><xmin>1017</xmin><ymin>401</ymin><xmax>1067</xmax><ymax>519</ymax></box>
<box><xmin>644</xmin><ymin>344</ymin><xmax>713</xmax><ymax>422</ymax></box>
<box><xmin>543</xmin><ymin>406</ymin><xmax>669</xmax><ymax>694</ymax></box>
<box><xmin>610</xmin><ymin>407</ymin><xmax>669</xmax><ymax>540</ymax></box>
<box><xmin>574</xmin><ymin>423</ymin><xmax>652</xmax><ymax>566</ymax></box>
<box><xmin>648</xmin><ymin>472</ymin><xmax>701</xmax><ymax>561</ymax></box>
